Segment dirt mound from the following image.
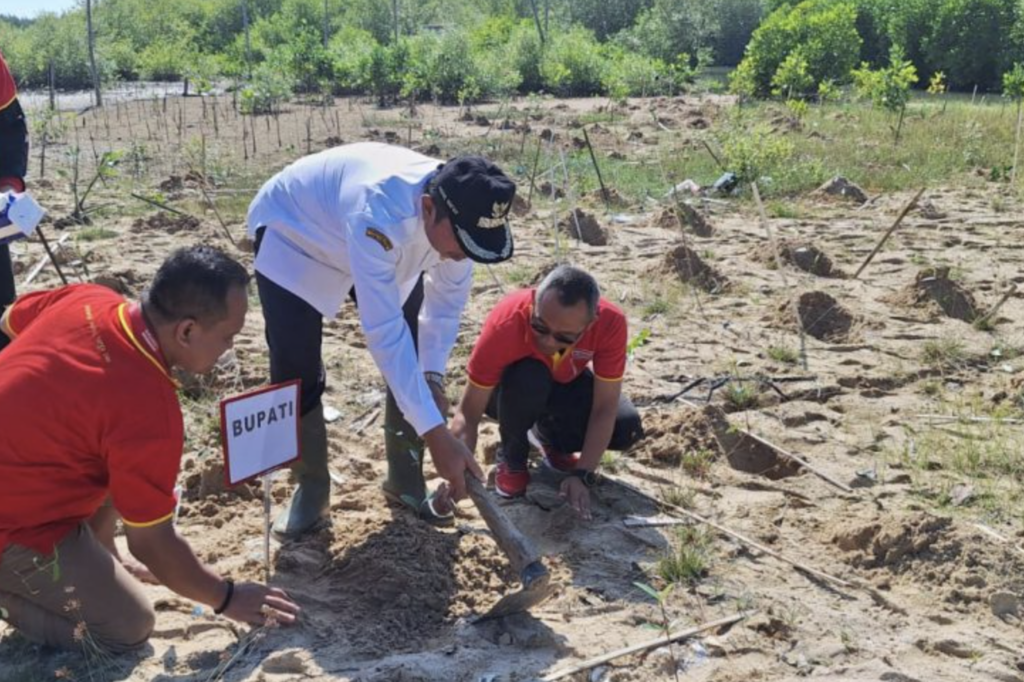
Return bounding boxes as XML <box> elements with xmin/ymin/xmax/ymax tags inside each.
<box><xmin>537</xmin><ymin>180</ymin><xmax>565</xmax><ymax>199</ymax></box>
<box><xmin>559</xmin><ymin>209</ymin><xmax>608</xmax><ymax>245</ymax></box>
<box><xmin>635</xmin><ymin>409</ymin><xmax>720</xmax><ymax>466</ymax></box>
<box><xmin>655</xmin><ymin>202</ymin><xmax>714</xmax><ymax>237</ymax></box>
<box><xmin>132</xmin><ymin>212</ymin><xmax>201</xmax><ymax>235</ymax></box>
<box><xmin>586</xmin><ymin>187</ymin><xmax>629</xmax><ymax>207</ymax></box>
<box><xmin>323</xmin><ymin>516</ymin><xmax>515</xmax><ymax>654</ymax></box>
<box><xmin>814</xmin><ymin>176</ymin><xmax>868</xmax><ymax>204</ymax></box>
<box><xmin>754</xmin><ymin>241</ymin><xmax>842</xmax><ymax>277</ymax></box>
<box><xmin>92</xmin><ymin>269</ymin><xmax>143</xmax><ymax>296</ymax></box>
<box><xmin>790</xmin><ymin>291</ymin><xmax>854</xmax><ymax>341</ymax></box>
<box><xmin>829</xmin><ymin>513</ymin><xmax>1024</xmax><ymax>609</ymax></box>
<box><xmin>885</xmin><ymin>268</ymin><xmax>979</xmax><ymax>322</ymax></box>
<box><xmin>660</xmin><ymin>244</ymin><xmax>728</xmax><ymax>293</ymax></box>
<box><xmin>636</xmin><ymin>406</ymin><xmax>801</xmax><ymax>480</ymax></box>
<box><xmin>528</xmin><ymin>260</ymin><xmax>563</xmax><ymax>286</ymax></box>
<box><xmin>510</xmin><ymin>193</ymin><xmax>531</xmax><ymax>216</ymax></box>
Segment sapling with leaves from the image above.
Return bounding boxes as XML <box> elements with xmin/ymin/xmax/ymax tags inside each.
<box><xmin>852</xmin><ymin>46</ymin><xmax>918</xmax><ymax>145</ymax></box>
<box><xmin>634</xmin><ymin>581</ymin><xmax>682</xmax><ymax>682</ymax></box>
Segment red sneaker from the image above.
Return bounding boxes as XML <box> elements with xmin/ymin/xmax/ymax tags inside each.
<box><xmin>529</xmin><ymin>427</ymin><xmax>581</xmax><ymax>472</ymax></box>
<box><xmin>494</xmin><ymin>462</ymin><xmax>530</xmax><ymax>498</ymax></box>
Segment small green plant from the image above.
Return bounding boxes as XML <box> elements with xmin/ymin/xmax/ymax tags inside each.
<box><xmin>660</xmin><ymin>484</ymin><xmax>695</xmax><ymax>509</ymax></box>
<box><xmin>657</xmin><ymin>525</ymin><xmax>712</xmax><ymax>585</ymax></box>
<box><xmin>76</xmin><ymin>227</ymin><xmax>118</xmax><ymax>242</ymax></box>
<box><xmin>627</xmin><ymin>328</ymin><xmax>652</xmax><ymax>361</ymax></box>
<box><xmin>600</xmin><ymin>451</ymin><xmax>622</xmax><ymax>474</ymax></box>
<box><xmin>724</xmin><ymin>381</ymin><xmax>759</xmax><ymax>410</ymax></box>
<box><xmin>921</xmin><ymin>338</ymin><xmax>968</xmax><ymax>370</ymax></box>
<box><xmin>643</xmin><ymin>298</ymin><xmax>671</xmax><ymax>317</ymax></box>
<box><xmin>767</xmin><ymin>344</ymin><xmax>799</xmax><ymax>364</ymax></box>
<box><xmin>681</xmin><ymin>449</ymin><xmax>715</xmax><ymax>480</ymax></box>
<box><xmin>927</xmin><ymin>71</ymin><xmax>947</xmax><ymax>96</ymax></box>
<box><xmin>634</xmin><ymin>581</ymin><xmax>681</xmax><ymax>682</ymax></box>
<box><xmin>1002</xmin><ymin>63</ymin><xmax>1024</xmax><ymax>182</ymax></box>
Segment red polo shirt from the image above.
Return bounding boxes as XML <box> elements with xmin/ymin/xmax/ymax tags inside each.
<box><xmin>0</xmin><ymin>285</ymin><xmax>184</xmax><ymax>561</ymax></box>
<box><xmin>0</xmin><ymin>48</ymin><xmax>15</xmax><ymax>113</ymax></box>
<box><xmin>467</xmin><ymin>288</ymin><xmax>627</xmax><ymax>388</ymax></box>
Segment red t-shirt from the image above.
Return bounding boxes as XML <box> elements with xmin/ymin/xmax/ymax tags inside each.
<box><xmin>0</xmin><ymin>285</ymin><xmax>184</xmax><ymax>561</ymax></box>
<box><xmin>467</xmin><ymin>288</ymin><xmax>627</xmax><ymax>388</ymax></box>
<box><xmin>0</xmin><ymin>48</ymin><xmax>16</xmax><ymax>113</ymax></box>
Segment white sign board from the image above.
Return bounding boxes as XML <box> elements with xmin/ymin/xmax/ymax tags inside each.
<box><xmin>0</xmin><ymin>192</ymin><xmax>45</xmax><ymax>244</ymax></box>
<box><xmin>220</xmin><ymin>380</ymin><xmax>301</xmax><ymax>486</ymax></box>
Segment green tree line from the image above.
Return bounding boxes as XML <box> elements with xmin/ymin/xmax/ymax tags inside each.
<box><xmin>2</xmin><ymin>0</ymin><xmax>1023</xmax><ymax>106</ymax></box>
<box><xmin>0</xmin><ymin>0</ymin><xmax>763</xmax><ymax>103</ymax></box>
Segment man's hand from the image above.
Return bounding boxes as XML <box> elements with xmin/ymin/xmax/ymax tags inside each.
<box><xmin>449</xmin><ymin>411</ymin><xmax>479</xmax><ymax>454</ymax></box>
<box><xmin>223</xmin><ymin>582</ymin><xmax>301</xmax><ymax>626</ymax></box>
<box><xmin>560</xmin><ymin>477</ymin><xmax>593</xmax><ymax>520</ymax></box>
<box><xmin>424</xmin><ymin>427</ymin><xmax>484</xmax><ymax>501</ymax></box>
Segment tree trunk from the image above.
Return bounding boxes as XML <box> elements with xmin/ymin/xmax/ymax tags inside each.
<box><xmin>242</xmin><ymin>0</ymin><xmax>252</xmax><ymax>79</ymax></box>
<box><xmin>392</xmin><ymin>0</ymin><xmax>399</xmax><ymax>44</ymax></box>
<box><xmin>86</xmin><ymin>0</ymin><xmax>102</xmax><ymax>107</ymax></box>
<box><xmin>48</xmin><ymin>60</ymin><xmax>55</xmax><ymax>110</ymax></box>
<box><xmin>323</xmin><ymin>0</ymin><xmax>329</xmax><ymax>48</ymax></box>
<box><xmin>1013</xmin><ymin>99</ymin><xmax>1023</xmax><ymax>184</ymax></box>
<box><xmin>528</xmin><ymin>0</ymin><xmax>545</xmax><ymax>44</ymax></box>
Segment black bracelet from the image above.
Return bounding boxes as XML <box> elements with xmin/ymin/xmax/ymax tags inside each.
<box><xmin>214</xmin><ymin>579</ymin><xmax>235</xmax><ymax>615</ymax></box>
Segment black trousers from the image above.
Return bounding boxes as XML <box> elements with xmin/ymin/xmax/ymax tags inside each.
<box><xmin>0</xmin><ymin>98</ymin><xmax>28</xmax><ymax>348</ymax></box>
<box><xmin>486</xmin><ymin>358</ymin><xmax>644</xmax><ymax>470</ymax></box>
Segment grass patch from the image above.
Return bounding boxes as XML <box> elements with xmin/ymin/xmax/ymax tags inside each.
<box><xmin>600</xmin><ymin>451</ymin><xmax>622</xmax><ymax>474</ymax></box>
<box><xmin>657</xmin><ymin>525</ymin><xmax>713</xmax><ymax>585</ymax></box>
<box><xmin>75</xmin><ymin>227</ymin><xmax>118</xmax><ymax>241</ymax></box>
<box><xmin>723</xmin><ymin>381</ymin><xmax>759</xmax><ymax>410</ymax></box>
<box><xmin>921</xmin><ymin>338</ymin><xmax>968</xmax><ymax>370</ymax></box>
<box><xmin>767</xmin><ymin>344</ymin><xmax>799</xmax><ymax>365</ymax></box>
<box><xmin>660</xmin><ymin>484</ymin><xmax>696</xmax><ymax>509</ymax></box>
<box><xmin>642</xmin><ymin>298</ymin><xmax>671</xmax><ymax>317</ymax></box>
<box><xmin>681</xmin><ymin>449</ymin><xmax>715</xmax><ymax>480</ymax></box>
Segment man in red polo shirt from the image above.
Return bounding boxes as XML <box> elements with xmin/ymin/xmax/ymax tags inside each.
<box><xmin>451</xmin><ymin>265</ymin><xmax>644</xmax><ymax>518</ymax></box>
<box><xmin>0</xmin><ymin>246</ymin><xmax>299</xmax><ymax>652</ymax></box>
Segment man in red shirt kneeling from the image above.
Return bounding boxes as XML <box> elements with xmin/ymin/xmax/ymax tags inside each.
<box><xmin>451</xmin><ymin>265</ymin><xmax>644</xmax><ymax>519</ymax></box>
<box><xmin>0</xmin><ymin>246</ymin><xmax>299</xmax><ymax>653</ymax></box>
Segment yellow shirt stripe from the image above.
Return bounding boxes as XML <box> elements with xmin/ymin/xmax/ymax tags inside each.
<box><xmin>122</xmin><ymin>511</ymin><xmax>174</xmax><ymax>528</ymax></box>
<box><xmin>116</xmin><ymin>304</ymin><xmax>180</xmax><ymax>388</ymax></box>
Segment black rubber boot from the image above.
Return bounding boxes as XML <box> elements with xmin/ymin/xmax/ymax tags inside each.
<box><xmin>272</xmin><ymin>405</ymin><xmax>330</xmax><ymax>538</ymax></box>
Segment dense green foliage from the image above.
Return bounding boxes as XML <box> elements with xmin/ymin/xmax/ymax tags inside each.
<box><xmin>738</xmin><ymin>0</ymin><xmax>1024</xmax><ymax>96</ymax></box>
<box><xmin>4</xmin><ymin>0</ymin><xmax>1024</xmax><ymax>105</ymax></box>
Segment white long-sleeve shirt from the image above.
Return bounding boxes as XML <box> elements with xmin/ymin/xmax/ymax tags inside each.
<box><xmin>247</xmin><ymin>143</ymin><xmax>473</xmax><ymax>436</ymax></box>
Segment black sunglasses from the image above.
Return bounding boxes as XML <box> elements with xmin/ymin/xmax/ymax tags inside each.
<box><xmin>529</xmin><ymin>315</ymin><xmax>584</xmax><ymax>346</ymax></box>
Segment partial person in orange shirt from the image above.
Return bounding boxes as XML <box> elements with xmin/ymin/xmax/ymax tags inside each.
<box><xmin>451</xmin><ymin>265</ymin><xmax>644</xmax><ymax>519</ymax></box>
<box><xmin>0</xmin><ymin>47</ymin><xmax>29</xmax><ymax>352</ymax></box>
<box><xmin>0</xmin><ymin>246</ymin><xmax>300</xmax><ymax>652</ymax></box>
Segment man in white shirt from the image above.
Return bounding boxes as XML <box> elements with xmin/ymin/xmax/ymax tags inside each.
<box><xmin>247</xmin><ymin>143</ymin><xmax>516</xmax><ymax>537</ymax></box>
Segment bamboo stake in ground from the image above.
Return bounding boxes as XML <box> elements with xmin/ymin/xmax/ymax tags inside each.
<box><xmin>752</xmin><ymin>182</ymin><xmax>808</xmax><ymax>371</ymax></box>
<box><xmin>130</xmin><ymin>192</ymin><xmax>194</xmax><ymax>218</ymax></box>
<box><xmin>541</xmin><ymin>612</ymin><xmax>750</xmax><ymax>681</ymax></box>
<box><xmin>35</xmin><ymin>226</ymin><xmax>69</xmax><ymax>286</ymax></box>
<box><xmin>187</xmin><ymin>165</ymin><xmax>238</xmax><ymax>247</ymax></box>
<box><xmin>581</xmin><ymin>127</ymin><xmax>610</xmax><ymax>208</ymax></box>
<box><xmin>608</xmin><ymin>475</ymin><xmax>855</xmax><ymax>590</ymax></box>
<box><xmin>852</xmin><ymin>187</ymin><xmax>926</xmax><ymax>279</ymax></box>
<box><xmin>974</xmin><ymin>282</ymin><xmax>1018</xmax><ymax>328</ymax></box>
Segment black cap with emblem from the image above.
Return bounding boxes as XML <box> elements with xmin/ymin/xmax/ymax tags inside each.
<box><xmin>433</xmin><ymin>156</ymin><xmax>516</xmax><ymax>264</ymax></box>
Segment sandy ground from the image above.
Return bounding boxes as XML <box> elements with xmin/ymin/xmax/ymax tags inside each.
<box><xmin>2</xmin><ymin>94</ymin><xmax>1024</xmax><ymax>682</ymax></box>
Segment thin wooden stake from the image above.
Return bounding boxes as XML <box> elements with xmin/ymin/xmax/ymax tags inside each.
<box><xmin>581</xmin><ymin>127</ymin><xmax>609</xmax><ymax>208</ymax></box>
<box><xmin>541</xmin><ymin>613</ymin><xmax>749</xmax><ymax>681</ymax></box>
<box><xmin>525</xmin><ymin>137</ymin><xmax>543</xmax><ymax>207</ymax></box>
<box><xmin>193</xmin><ymin>175</ymin><xmax>238</xmax><ymax>247</ymax></box>
<box><xmin>130</xmin><ymin>192</ymin><xmax>194</xmax><ymax>218</ymax></box>
<box><xmin>35</xmin><ymin>227</ymin><xmax>69</xmax><ymax>286</ymax></box>
<box><xmin>852</xmin><ymin>187</ymin><xmax>925</xmax><ymax>279</ymax></box>
<box><xmin>752</xmin><ymin>182</ymin><xmax>807</xmax><ymax>371</ymax></box>
<box><xmin>974</xmin><ymin>282</ymin><xmax>1018</xmax><ymax>328</ymax></box>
